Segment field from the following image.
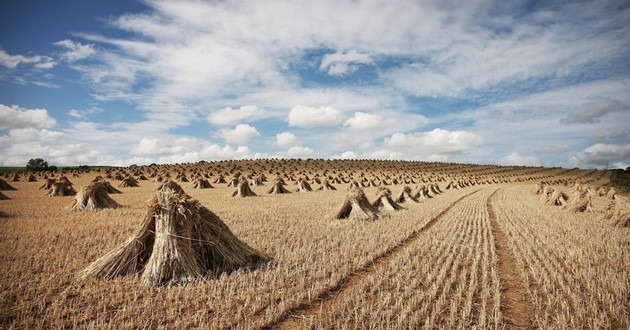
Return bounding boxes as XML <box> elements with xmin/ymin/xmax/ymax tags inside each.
<box><xmin>0</xmin><ymin>160</ymin><xmax>628</xmax><ymax>329</ymax></box>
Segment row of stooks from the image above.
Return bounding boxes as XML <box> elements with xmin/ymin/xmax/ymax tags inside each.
<box><xmin>534</xmin><ymin>182</ymin><xmax>629</xmax><ymax>227</ymax></box>
<box><xmin>4</xmin><ymin>177</ymin><xmax>447</xmax><ymax>286</ymax></box>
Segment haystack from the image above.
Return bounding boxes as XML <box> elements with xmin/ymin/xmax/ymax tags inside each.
<box><xmin>58</xmin><ymin>176</ymin><xmax>73</xmax><ymax>185</ymax></box>
<box><xmin>267</xmin><ymin>179</ymin><xmax>291</xmax><ymax>194</ymax></box>
<box><xmin>334</xmin><ymin>186</ymin><xmax>381</xmax><ymax>220</ymax></box>
<box><xmin>118</xmin><ymin>177</ymin><xmax>140</xmax><ymax>188</ymax></box>
<box><xmin>25</xmin><ymin>174</ymin><xmax>37</xmax><ymax>182</ymax></box>
<box><xmin>534</xmin><ymin>183</ymin><xmax>544</xmax><ymax>195</ymax></box>
<box><xmin>232</xmin><ymin>179</ymin><xmax>257</xmax><ymax>197</ymax></box>
<box><xmin>193</xmin><ymin>178</ymin><xmax>214</xmax><ymax>189</ymax></box>
<box><xmin>100</xmin><ymin>181</ymin><xmax>123</xmax><ymax>194</ymax></box>
<box><xmin>428</xmin><ymin>183</ymin><xmax>441</xmax><ymax>195</ymax></box>
<box><xmin>395</xmin><ymin>186</ymin><xmax>418</xmax><ymax>203</ymax></box>
<box><xmin>445</xmin><ymin>181</ymin><xmax>458</xmax><ymax>189</ymax></box>
<box><xmin>371</xmin><ymin>187</ymin><xmax>404</xmax><ymax>211</ymax></box>
<box><xmin>80</xmin><ymin>182</ymin><xmax>268</xmax><ymax>286</ymax></box>
<box><xmin>0</xmin><ymin>191</ymin><xmax>9</xmax><ymax>200</ymax></box>
<box><xmin>48</xmin><ymin>182</ymin><xmax>77</xmax><ymax>197</ymax></box>
<box><xmin>540</xmin><ymin>186</ymin><xmax>554</xmax><ymax>201</ymax></box>
<box><xmin>568</xmin><ymin>194</ymin><xmax>594</xmax><ymax>213</ymax></box>
<box><xmin>39</xmin><ymin>178</ymin><xmax>56</xmax><ymax>190</ymax></box>
<box><xmin>213</xmin><ymin>175</ymin><xmax>227</xmax><ymax>184</ymax></box>
<box><xmin>295</xmin><ymin>178</ymin><xmax>313</xmax><ymax>192</ymax></box>
<box><xmin>0</xmin><ymin>179</ymin><xmax>16</xmax><ymax>191</ymax></box>
<box><xmin>317</xmin><ymin>180</ymin><xmax>336</xmax><ymax>191</ymax></box>
<box><xmin>414</xmin><ymin>185</ymin><xmax>433</xmax><ymax>199</ymax></box>
<box><xmin>227</xmin><ymin>177</ymin><xmax>239</xmax><ymax>187</ymax></box>
<box><xmin>546</xmin><ymin>190</ymin><xmax>568</xmax><ymax>206</ymax></box>
<box><xmin>72</xmin><ymin>182</ymin><xmax>121</xmax><ymax>211</ymax></box>
<box><xmin>602</xmin><ymin>197</ymin><xmax>630</xmax><ymax>227</ymax></box>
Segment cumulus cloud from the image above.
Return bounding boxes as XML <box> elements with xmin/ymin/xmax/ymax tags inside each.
<box><xmin>561</xmin><ymin>97</ymin><xmax>627</xmax><ymax>124</ymax></box>
<box><xmin>2</xmin><ymin>128</ymin><xmax>64</xmax><ymax>143</ymax></box>
<box><xmin>499</xmin><ymin>152</ymin><xmax>542</xmax><ymax>166</ymax></box>
<box><xmin>131</xmin><ymin>137</ymin><xmax>198</xmax><ymax>156</ymax></box>
<box><xmin>343</xmin><ymin>112</ymin><xmax>392</xmax><ymax>131</ymax></box>
<box><xmin>214</xmin><ymin>124</ymin><xmax>260</xmax><ymax>144</ymax></box>
<box><xmin>287</xmin><ymin>105</ymin><xmax>343</xmax><ymax>128</ymax></box>
<box><xmin>384</xmin><ymin>128</ymin><xmax>483</xmax><ymax>154</ymax></box>
<box><xmin>0</xmin><ymin>49</ymin><xmax>56</xmax><ymax>69</ymax></box>
<box><xmin>0</xmin><ymin>104</ymin><xmax>57</xmax><ymax>129</ymax></box>
<box><xmin>156</xmin><ymin>144</ymin><xmax>251</xmax><ymax>163</ymax></box>
<box><xmin>570</xmin><ymin>143</ymin><xmax>630</xmax><ymax>167</ymax></box>
<box><xmin>54</xmin><ymin>39</ymin><xmax>96</xmax><ymax>62</ymax></box>
<box><xmin>130</xmin><ymin>136</ymin><xmax>252</xmax><ymax>162</ymax></box>
<box><xmin>67</xmin><ymin>107</ymin><xmax>103</xmax><ymax>119</ymax></box>
<box><xmin>320</xmin><ymin>49</ymin><xmax>373</xmax><ymax>76</ymax></box>
<box><xmin>286</xmin><ymin>146</ymin><xmax>314</xmax><ymax>158</ymax></box>
<box><xmin>338</xmin><ymin>151</ymin><xmax>358</xmax><ymax>159</ymax></box>
<box><xmin>276</xmin><ymin>131</ymin><xmax>298</xmax><ymax>148</ymax></box>
<box><xmin>206</xmin><ymin>105</ymin><xmax>265</xmax><ymax>126</ymax></box>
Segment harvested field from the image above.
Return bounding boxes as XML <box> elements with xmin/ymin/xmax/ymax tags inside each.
<box><xmin>0</xmin><ymin>160</ymin><xmax>627</xmax><ymax>329</ymax></box>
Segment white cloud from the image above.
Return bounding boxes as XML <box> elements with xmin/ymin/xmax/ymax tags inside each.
<box><xmin>276</xmin><ymin>131</ymin><xmax>298</xmax><ymax>148</ymax></box>
<box><xmin>214</xmin><ymin>124</ymin><xmax>260</xmax><ymax>144</ymax></box>
<box><xmin>54</xmin><ymin>39</ymin><xmax>96</xmax><ymax>62</ymax></box>
<box><xmin>287</xmin><ymin>105</ymin><xmax>343</xmax><ymax>128</ymax></box>
<box><xmin>570</xmin><ymin>143</ymin><xmax>630</xmax><ymax>168</ymax></box>
<box><xmin>0</xmin><ymin>104</ymin><xmax>57</xmax><ymax>129</ymax></box>
<box><xmin>206</xmin><ymin>105</ymin><xmax>265</xmax><ymax>126</ymax></box>
<box><xmin>131</xmin><ymin>137</ymin><xmax>197</xmax><ymax>156</ymax></box>
<box><xmin>286</xmin><ymin>146</ymin><xmax>314</xmax><ymax>158</ymax></box>
<box><xmin>67</xmin><ymin>107</ymin><xmax>103</xmax><ymax>119</ymax></box>
<box><xmin>343</xmin><ymin>112</ymin><xmax>390</xmax><ymax>131</ymax></box>
<box><xmin>1</xmin><ymin>128</ymin><xmax>64</xmax><ymax>143</ymax></box>
<box><xmin>320</xmin><ymin>49</ymin><xmax>373</xmax><ymax>76</ymax></box>
<box><xmin>385</xmin><ymin>128</ymin><xmax>483</xmax><ymax>154</ymax></box>
<box><xmin>499</xmin><ymin>152</ymin><xmax>542</xmax><ymax>166</ymax></box>
<box><xmin>130</xmin><ymin>136</ymin><xmax>253</xmax><ymax>162</ymax></box>
<box><xmin>338</xmin><ymin>151</ymin><xmax>358</xmax><ymax>159</ymax></box>
<box><xmin>0</xmin><ymin>49</ymin><xmax>56</xmax><ymax>69</ymax></box>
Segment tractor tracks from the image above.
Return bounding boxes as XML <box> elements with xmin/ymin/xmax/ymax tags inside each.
<box><xmin>486</xmin><ymin>188</ymin><xmax>534</xmax><ymax>329</ymax></box>
<box><xmin>264</xmin><ymin>188</ymin><xmax>482</xmax><ymax>329</ymax></box>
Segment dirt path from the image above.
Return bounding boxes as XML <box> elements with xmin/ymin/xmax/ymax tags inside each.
<box><xmin>265</xmin><ymin>188</ymin><xmax>483</xmax><ymax>329</ymax></box>
<box><xmin>486</xmin><ymin>189</ymin><xmax>534</xmax><ymax>329</ymax></box>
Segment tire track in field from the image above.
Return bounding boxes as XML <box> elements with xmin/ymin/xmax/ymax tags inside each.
<box><xmin>486</xmin><ymin>189</ymin><xmax>534</xmax><ymax>329</ymax></box>
<box><xmin>264</xmin><ymin>188</ymin><xmax>483</xmax><ymax>330</ymax></box>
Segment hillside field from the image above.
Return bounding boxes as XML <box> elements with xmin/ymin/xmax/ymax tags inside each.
<box><xmin>0</xmin><ymin>160</ymin><xmax>628</xmax><ymax>329</ymax></box>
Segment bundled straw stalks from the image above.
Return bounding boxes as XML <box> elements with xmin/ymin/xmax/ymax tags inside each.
<box><xmin>72</xmin><ymin>181</ymin><xmax>121</xmax><ymax>211</ymax></box>
<box><xmin>48</xmin><ymin>182</ymin><xmax>76</xmax><ymax>197</ymax></box>
<box><xmin>80</xmin><ymin>181</ymin><xmax>268</xmax><ymax>286</ymax></box>
<box><xmin>371</xmin><ymin>187</ymin><xmax>404</xmax><ymax>211</ymax></box>
<box><xmin>334</xmin><ymin>185</ymin><xmax>381</xmax><ymax>220</ymax></box>
<box><xmin>0</xmin><ymin>179</ymin><xmax>17</xmax><ymax>191</ymax></box>
<box><xmin>232</xmin><ymin>179</ymin><xmax>257</xmax><ymax>197</ymax></box>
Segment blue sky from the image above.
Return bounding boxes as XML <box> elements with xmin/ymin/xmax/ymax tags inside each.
<box><xmin>1</xmin><ymin>0</ymin><xmax>629</xmax><ymax>168</ymax></box>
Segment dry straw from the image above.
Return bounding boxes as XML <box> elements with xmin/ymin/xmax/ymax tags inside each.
<box><xmin>371</xmin><ymin>187</ymin><xmax>404</xmax><ymax>211</ymax></box>
<box><xmin>0</xmin><ymin>179</ymin><xmax>17</xmax><ymax>191</ymax></box>
<box><xmin>334</xmin><ymin>184</ymin><xmax>381</xmax><ymax>220</ymax></box>
<box><xmin>80</xmin><ymin>181</ymin><xmax>268</xmax><ymax>286</ymax></box>
<box><xmin>72</xmin><ymin>181</ymin><xmax>121</xmax><ymax>211</ymax></box>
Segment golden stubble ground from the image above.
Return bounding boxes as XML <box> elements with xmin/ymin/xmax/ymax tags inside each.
<box><xmin>0</xmin><ymin>162</ymin><xmax>627</xmax><ymax>329</ymax></box>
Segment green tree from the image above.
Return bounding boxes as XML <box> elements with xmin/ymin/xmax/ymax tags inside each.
<box><xmin>26</xmin><ymin>158</ymin><xmax>50</xmax><ymax>171</ymax></box>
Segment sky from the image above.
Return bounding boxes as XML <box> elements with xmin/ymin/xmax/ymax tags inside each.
<box><xmin>0</xmin><ymin>0</ymin><xmax>629</xmax><ymax>169</ymax></box>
